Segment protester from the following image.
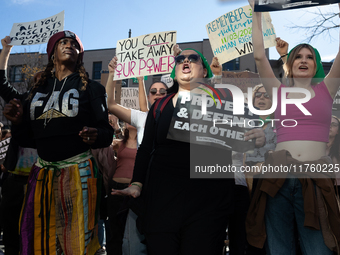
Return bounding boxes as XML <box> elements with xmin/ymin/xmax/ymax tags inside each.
<box><xmin>247</xmin><ymin>1</ymin><xmax>340</xmax><ymax>254</ymax></box>
<box><xmin>106</xmin><ymin>56</ymin><xmax>169</xmax><ymax>255</ymax></box>
<box><xmin>0</xmin><ymin>32</ymin><xmax>113</xmax><ymax>255</ymax></box>
<box><xmin>105</xmin><ymin>123</ymin><xmax>137</xmax><ymax>255</ymax></box>
<box><xmin>327</xmin><ymin>116</ymin><xmax>340</xmax><ymax>195</ymax></box>
<box><xmin>111</xmin><ymin>48</ymin><xmax>265</xmax><ymax>254</ymax></box>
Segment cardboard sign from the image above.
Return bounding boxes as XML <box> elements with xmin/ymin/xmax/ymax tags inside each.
<box><xmin>9</xmin><ymin>11</ymin><xmax>64</xmax><ymax>46</ymax></box>
<box><xmin>255</xmin><ymin>0</ymin><xmax>340</xmax><ymax>12</ymax></box>
<box><xmin>121</xmin><ymin>87</ymin><xmax>140</xmax><ymax>110</ymax></box>
<box><xmin>206</xmin><ymin>5</ymin><xmax>276</xmax><ymax>64</ymax></box>
<box><xmin>167</xmin><ymin>89</ymin><xmax>257</xmax><ymax>153</ymax></box>
<box><xmin>0</xmin><ymin>138</ymin><xmax>11</xmax><ymax>164</ymax></box>
<box><xmin>222</xmin><ymin>70</ymin><xmax>261</xmax><ymax>93</ymax></box>
<box><xmin>114</xmin><ymin>31</ymin><xmax>177</xmax><ymax>80</ymax></box>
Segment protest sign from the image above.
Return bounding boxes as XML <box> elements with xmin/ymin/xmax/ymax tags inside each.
<box><xmin>206</xmin><ymin>5</ymin><xmax>276</xmax><ymax>64</ymax></box>
<box><xmin>114</xmin><ymin>31</ymin><xmax>176</xmax><ymax>80</ymax></box>
<box><xmin>161</xmin><ymin>74</ymin><xmax>174</xmax><ymax>88</ymax></box>
<box><xmin>222</xmin><ymin>70</ymin><xmax>260</xmax><ymax>93</ymax></box>
<box><xmin>121</xmin><ymin>87</ymin><xmax>140</xmax><ymax>110</ymax></box>
<box><xmin>255</xmin><ymin>0</ymin><xmax>340</xmax><ymax>12</ymax></box>
<box><xmin>0</xmin><ymin>138</ymin><xmax>10</xmax><ymax>164</ymax></box>
<box><xmin>9</xmin><ymin>11</ymin><xmax>64</xmax><ymax>46</ymax></box>
<box><xmin>167</xmin><ymin>88</ymin><xmax>257</xmax><ymax>153</ymax></box>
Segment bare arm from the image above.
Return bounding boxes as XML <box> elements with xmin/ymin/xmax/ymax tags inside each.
<box><xmin>106</xmin><ymin>57</ymin><xmax>132</xmax><ymax>124</ymax></box>
<box><xmin>276</xmin><ymin>37</ymin><xmax>289</xmax><ymax>64</ymax></box>
<box><xmin>324</xmin><ymin>3</ymin><xmax>340</xmax><ymax>98</ymax></box>
<box><xmin>0</xmin><ymin>36</ymin><xmax>13</xmax><ymax>70</ymax></box>
<box><xmin>249</xmin><ymin>0</ymin><xmax>281</xmax><ymax>97</ymax></box>
<box><xmin>137</xmin><ymin>76</ymin><xmax>148</xmax><ymax>112</ymax></box>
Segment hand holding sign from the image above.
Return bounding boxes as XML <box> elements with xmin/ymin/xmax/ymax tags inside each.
<box><xmin>1</xmin><ymin>36</ymin><xmax>13</xmax><ymax>51</ymax></box>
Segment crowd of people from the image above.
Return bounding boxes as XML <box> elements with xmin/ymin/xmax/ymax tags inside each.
<box><xmin>0</xmin><ymin>2</ymin><xmax>339</xmax><ymax>255</ymax></box>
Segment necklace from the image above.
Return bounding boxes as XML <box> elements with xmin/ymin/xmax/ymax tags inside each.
<box><xmin>44</xmin><ymin>77</ymin><xmax>68</xmax><ymax>128</ymax></box>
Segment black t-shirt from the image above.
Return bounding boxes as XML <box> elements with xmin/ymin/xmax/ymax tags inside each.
<box><xmin>0</xmin><ymin>70</ymin><xmax>113</xmax><ymax>161</ymax></box>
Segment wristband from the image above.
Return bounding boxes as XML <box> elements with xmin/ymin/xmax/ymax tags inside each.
<box><xmin>214</xmin><ymin>75</ymin><xmax>222</xmax><ymax>79</ymax></box>
<box><xmin>130</xmin><ymin>183</ymin><xmax>142</xmax><ymax>189</ymax></box>
<box><xmin>279</xmin><ymin>53</ymin><xmax>288</xmax><ymax>60</ymax></box>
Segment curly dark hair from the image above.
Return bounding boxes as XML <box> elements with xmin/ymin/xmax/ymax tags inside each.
<box><xmin>28</xmin><ymin>43</ymin><xmax>88</xmax><ymax>99</ymax></box>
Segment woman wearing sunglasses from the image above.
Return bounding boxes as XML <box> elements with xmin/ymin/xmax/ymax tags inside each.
<box><xmin>247</xmin><ymin>1</ymin><xmax>340</xmax><ymax>254</ymax></box>
<box><xmin>112</xmin><ymin>48</ymin><xmax>265</xmax><ymax>254</ymax></box>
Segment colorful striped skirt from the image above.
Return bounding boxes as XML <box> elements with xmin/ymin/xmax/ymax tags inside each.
<box><xmin>19</xmin><ymin>151</ymin><xmax>101</xmax><ymax>255</ymax></box>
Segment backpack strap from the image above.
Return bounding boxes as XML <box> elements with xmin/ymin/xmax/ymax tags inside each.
<box><xmin>153</xmin><ymin>93</ymin><xmax>175</xmax><ymax>123</ymax></box>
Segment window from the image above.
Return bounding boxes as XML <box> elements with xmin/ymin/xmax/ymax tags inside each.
<box><xmin>92</xmin><ymin>62</ymin><xmax>102</xmax><ymax>80</ymax></box>
<box><xmin>222</xmin><ymin>58</ymin><xmax>240</xmax><ymax>71</ymax></box>
<box><xmin>10</xmin><ymin>66</ymin><xmax>23</xmax><ymax>82</ymax></box>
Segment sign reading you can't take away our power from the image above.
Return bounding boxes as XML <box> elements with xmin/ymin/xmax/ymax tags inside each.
<box><xmin>254</xmin><ymin>0</ymin><xmax>340</xmax><ymax>12</ymax></box>
<box><xmin>9</xmin><ymin>11</ymin><xmax>64</xmax><ymax>46</ymax></box>
<box><xmin>114</xmin><ymin>31</ymin><xmax>176</xmax><ymax>80</ymax></box>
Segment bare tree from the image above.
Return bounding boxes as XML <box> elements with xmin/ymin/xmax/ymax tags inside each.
<box><xmin>288</xmin><ymin>6</ymin><xmax>340</xmax><ymax>43</ymax></box>
<box><xmin>0</xmin><ymin>51</ymin><xmax>45</xmax><ymax>125</ymax></box>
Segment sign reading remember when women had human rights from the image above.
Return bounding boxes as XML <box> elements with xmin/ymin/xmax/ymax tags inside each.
<box><xmin>114</xmin><ymin>31</ymin><xmax>176</xmax><ymax>80</ymax></box>
<box><xmin>206</xmin><ymin>5</ymin><xmax>276</xmax><ymax>64</ymax></box>
<box><xmin>9</xmin><ymin>11</ymin><xmax>64</xmax><ymax>46</ymax></box>
<box><xmin>255</xmin><ymin>0</ymin><xmax>340</xmax><ymax>12</ymax></box>
<box><xmin>167</xmin><ymin>88</ymin><xmax>257</xmax><ymax>153</ymax></box>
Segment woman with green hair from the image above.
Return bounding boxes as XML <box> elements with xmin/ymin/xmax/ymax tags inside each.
<box><xmin>112</xmin><ymin>48</ymin><xmax>265</xmax><ymax>254</ymax></box>
<box><xmin>247</xmin><ymin>1</ymin><xmax>340</xmax><ymax>254</ymax></box>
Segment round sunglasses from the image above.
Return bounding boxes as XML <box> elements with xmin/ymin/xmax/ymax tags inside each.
<box><xmin>175</xmin><ymin>54</ymin><xmax>201</xmax><ymax>65</ymax></box>
<box><xmin>150</xmin><ymin>88</ymin><xmax>167</xmax><ymax>95</ymax></box>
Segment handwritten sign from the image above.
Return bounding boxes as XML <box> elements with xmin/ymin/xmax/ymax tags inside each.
<box><xmin>114</xmin><ymin>31</ymin><xmax>177</xmax><ymax>80</ymax></box>
<box><xmin>9</xmin><ymin>11</ymin><xmax>64</xmax><ymax>46</ymax></box>
<box><xmin>255</xmin><ymin>0</ymin><xmax>340</xmax><ymax>12</ymax></box>
<box><xmin>121</xmin><ymin>88</ymin><xmax>140</xmax><ymax>110</ymax></box>
<box><xmin>206</xmin><ymin>5</ymin><xmax>276</xmax><ymax>64</ymax></box>
<box><xmin>167</xmin><ymin>89</ymin><xmax>257</xmax><ymax>153</ymax></box>
<box><xmin>0</xmin><ymin>138</ymin><xmax>11</xmax><ymax>164</ymax></box>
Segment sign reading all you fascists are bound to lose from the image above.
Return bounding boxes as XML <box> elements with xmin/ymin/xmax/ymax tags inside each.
<box><xmin>9</xmin><ymin>11</ymin><xmax>64</xmax><ymax>46</ymax></box>
<box><xmin>206</xmin><ymin>5</ymin><xmax>276</xmax><ymax>64</ymax></box>
<box><xmin>114</xmin><ymin>31</ymin><xmax>177</xmax><ymax>80</ymax></box>
<box><xmin>255</xmin><ymin>0</ymin><xmax>340</xmax><ymax>12</ymax></box>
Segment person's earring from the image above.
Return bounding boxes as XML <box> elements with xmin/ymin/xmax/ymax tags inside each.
<box><xmin>51</xmin><ymin>55</ymin><xmax>55</xmax><ymax>61</ymax></box>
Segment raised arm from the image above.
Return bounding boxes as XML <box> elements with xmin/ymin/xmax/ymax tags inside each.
<box><xmin>324</xmin><ymin>3</ymin><xmax>340</xmax><ymax>98</ymax></box>
<box><xmin>0</xmin><ymin>36</ymin><xmax>22</xmax><ymax>102</ymax></box>
<box><xmin>137</xmin><ymin>76</ymin><xmax>148</xmax><ymax>112</ymax></box>
<box><xmin>249</xmin><ymin>0</ymin><xmax>281</xmax><ymax>97</ymax></box>
<box><xmin>106</xmin><ymin>57</ymin><xmax>132</xmax><ymax>124</ymax></box>
<box><xmin>0</xmin><ymin>36</ymin><xmax>13</xmax><ymax>70</ymax></box>
<box><xmin>276</xmin><ymin>37</ymin><xmax>289</xmax><ymax>64</ymax></box>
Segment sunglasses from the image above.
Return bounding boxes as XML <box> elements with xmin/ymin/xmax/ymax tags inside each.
<box><xmin>150</xmin><ymin>88</ymin><xmax>167</xmax><ymax>95</ymax></box>
<box><xmin>175</xmin><ymin>54</ymin><xmax>201</xmax><ymax>65</ymax></box>
<box><xmin>255</xmin><ymin>92</ymin><xmax>270</xmax><ymax>99</ymax></box>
